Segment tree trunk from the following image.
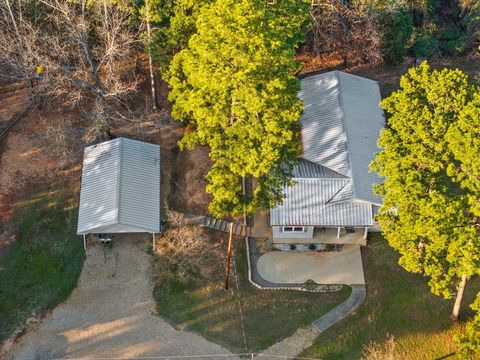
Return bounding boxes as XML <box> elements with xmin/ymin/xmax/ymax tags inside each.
<box><xmin>145</xmin><ymin>0</ymin><xmax>158</xmax><ymax>111</ymax></box>
<box><xmin>451</xmin><ymin>274</ymin><xmax>468</xmax><ymax>321</ymax></box>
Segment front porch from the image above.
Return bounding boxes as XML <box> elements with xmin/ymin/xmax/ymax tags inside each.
<box><xmin>272</xmin><ymin>227</ymin><xmax>368</xmax><ymax>246</ymax></box>
<box><xmin>250</xmin><ymin>210</ymin><xmax>370</xmax><ymax>246</ymax></box>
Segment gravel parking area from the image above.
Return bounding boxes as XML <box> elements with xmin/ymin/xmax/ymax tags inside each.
<box><xmin>6</xmin><ymin>235</ymin><xmax>233</xmax><ymax>359</ymax></box>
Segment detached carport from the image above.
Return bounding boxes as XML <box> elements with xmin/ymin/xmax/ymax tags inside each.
<box><xmin>77</xmin><ymin>137</ymin><xmax>161</xmax><ymax>251</ymax></box>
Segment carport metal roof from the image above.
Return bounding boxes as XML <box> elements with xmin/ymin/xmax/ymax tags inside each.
<box><xmin>77</xmin><ymin>137</ymin><xmax>161</xmax><ymax>235</ymax></box>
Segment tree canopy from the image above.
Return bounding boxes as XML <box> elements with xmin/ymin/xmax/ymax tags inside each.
<box><xmin>372</xmin><ymin>62</ymin><xmax>480</xmax><ymax>355</ymax></box>
<box><xmin>373</xmin><ymin>62</ymin><xmax>480</xmax><ymax>300</ymax></box>
<box><xmin>166</xmin><ymin>0</ymin><xmax>310</xmax><ymax>217</ymax></box>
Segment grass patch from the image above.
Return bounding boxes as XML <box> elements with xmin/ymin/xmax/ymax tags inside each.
<box><xmin>303</xmin><ymin>233</ymin><xmax>480</xmax><ymax>359</ymax></box>
<box><xmin>153</xmin><ymin>238</ymin><xmax>351</xmax><ymax>353</ymax></box>
<box><xmin>0</xmin><ymin>183</ymin><xmax>84</xmax><ymax>341</ymax></box>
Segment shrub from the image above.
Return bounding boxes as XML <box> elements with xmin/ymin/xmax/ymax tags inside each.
<box><xmin>412</xmin><ymin>28</ymin><xmax>439</xmax><ymax>58</ymax></box>
<box><xmin>462</xmin><ymin>2</ymin><xmax>480</xmax><ymax>54</ymax></box>
<box><xmin>378</xmin><ymin>8</ymin><xmax>414</xmax><ymax>64</ymax></box>
<box><xmin>308</xmin><ymin>243</ymin><xmax>316</xmax><ymax>251</ymax></box>
<box><xmin>438</xmin><ymin>25</ymin><xmax>467</xmax><ymax>55</ymax></box>
<box><xmin>361</xmin><ymin>335</ymin><xmax>400</xmax><ymax>360</ymax></box>
<box><xmin>289</xmin><ymin>244</ymin><xmax>296</xmax><ymax>251</ymax></box>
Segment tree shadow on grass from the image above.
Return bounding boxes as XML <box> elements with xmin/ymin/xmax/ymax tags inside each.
<box><xmin>303</xmin><ymin>233</ymin><xmax>479</xmax><ymax>360</ymax></box>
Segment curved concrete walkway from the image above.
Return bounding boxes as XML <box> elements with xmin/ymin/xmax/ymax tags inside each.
<box><xmin>246</xmin><ymin>237</ymin><xmax>366</xmax><ymax>357</ymax></box>
<box><xmin>312</xmin><ymin>284</ymin><xmax>366</xmax><ymax>332</ymax></box>
<box><xmin>6</xmin><ymin>235</ymin><xmax>234</xmax><ymax>360</ymax></box>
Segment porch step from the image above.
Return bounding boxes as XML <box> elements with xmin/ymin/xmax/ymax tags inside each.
<box><xmin>202</xmin><ymin>215</ymin><xmax>246</xmax><ymax>236</ymax></box>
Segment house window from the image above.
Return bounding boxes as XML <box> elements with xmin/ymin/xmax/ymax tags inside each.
<box><xmin>282</xmin><ymin>226</ymin><xmax>305</xmax><ymax>233</ymax></box>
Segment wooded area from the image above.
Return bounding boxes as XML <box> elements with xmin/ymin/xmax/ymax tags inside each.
<box><xmin>1</xmin><ymin>0</ymin><xmax>480</xmax><ymax>357</ymax></box>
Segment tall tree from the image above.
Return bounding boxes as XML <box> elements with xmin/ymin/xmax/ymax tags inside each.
<box><xmin>372</xmin><ymin>62</ymin><xmax>480</xmax><ymax>321</ymax></box>
<box><xmin>166</xmin><ymin>0</ymin><xmax>310</xmax><ymax>217</ymax></box>
<box><xmin>147</xmin><ymin>0</ymin><xmax>210</xmax><ymax>68</ymax></box>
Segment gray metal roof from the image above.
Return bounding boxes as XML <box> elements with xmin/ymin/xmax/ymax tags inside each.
<box><xmin>77</xmin><ymin>138</ymin><xmax>161</xmax><ymax>234</ymax></box>
<box><xmin>292</xmin><ymin>159</ymin><xmax>346</xmax><ymax>179</ymax></box>
<box><xmin>270</xmin><ymin>179</ymin><xmax>373</xmax><ymax>226</ymax></box>
<box><xmin>298</xmin><ymin>70</ymin><xmax>384</xmax><ymax>205</ymax></box>
<box><xmin>271</xmin><ymin>71</ymin><xmax>384</xmax><ymax>226</ymax></box>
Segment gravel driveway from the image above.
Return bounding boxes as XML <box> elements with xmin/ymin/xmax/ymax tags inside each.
<box><xmin>7</xmin><ymin>235</ymin><xmax>234</xmax><ymax>359</ymax></box>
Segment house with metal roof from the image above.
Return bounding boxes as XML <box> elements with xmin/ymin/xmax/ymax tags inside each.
<box><xmin>270</xmin><ymin>70</ymin><xmax>384</xmax><ymax>242</ymax></box>
<box><xmin>77</xmin><ymin>137</ymin><xmax>161</xmax><ymax>249</ymax></box>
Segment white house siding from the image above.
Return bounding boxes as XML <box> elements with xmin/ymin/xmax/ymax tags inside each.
<box><xmin>272</xmin><ymin>226</ymin><xmax>314</xmax><ymax>239</ymax></box>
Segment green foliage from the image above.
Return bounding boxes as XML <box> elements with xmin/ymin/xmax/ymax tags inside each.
<box><xmin>0</xmin><ymin>190</ymin><xmax>84</xmax><ymax>340</ymax></box>
<box><xmin>148</xmin><ymin>0</ymin><xmax>210</xmax><ymax>66</ymax></box>
<box><xmin>364</xmin><ymin>0</ymin><xmax>476</xmax><ymax>62</ymax></box>
<box><xmin>456</xmin><ymin>293</ymin><xmax>480</xmax><ymax>358</ymax></box>
<box><xmin>378</xmin><ymin>8</ymin><xmax>413</xmax><ymax>64</ymax></box>
<box><xmin>446</xmin><ymin>93</ymin><xmax>480</xmax><ymax>216</ymax></box>
<box><xmin>372</xmin><ymin>62</ymin><xmax>480</xmax><ymax>300</ymax></box>
<box><xmin>438</xmin><ymin>25</ymin><xmax>467</xmax><ymax>55</ymax></box>
<box><xmin>412</xmin><ymin>24</ymin><xmax>466</xmax><ymax>58</ymax></box>
<box><xmin>463</xmin><ymin>1</ymin><xmax>480</xmax><ymax>53</ymax></box>
<box><xmin>166</xmin><ymin>0</ymin><xmax>309</xmax><ymax>217</ymax></box>
<box><xmin>412</xmin><ymin>27</ymin><xmax>439</xmax><ymax>57</ymax></box>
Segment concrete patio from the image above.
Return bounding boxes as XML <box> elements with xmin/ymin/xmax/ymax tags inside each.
<box><xmin>256</xmin><ymin>245</ymin><xmax>365</xmax><ymax>285</ymax></box>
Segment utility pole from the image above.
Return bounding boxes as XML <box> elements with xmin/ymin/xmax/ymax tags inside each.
<box><xmin>224</xmin><ymin>222</ymin><xmax>234</xmax><ymax>290</ymax></box>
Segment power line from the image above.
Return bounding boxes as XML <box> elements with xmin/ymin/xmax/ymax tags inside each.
<box><xmin>62</xmin><ymin>354</ymin><xmax>321</xmax><ymax>360</ymax></box>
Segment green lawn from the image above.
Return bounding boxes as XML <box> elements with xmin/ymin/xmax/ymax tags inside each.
<box><xmin>303</xmin><ymin>233</ymin><xmax>480</xmax><ymax>360</ymax></box>
<box><xmin>153</xmin><ymin>241</ymin><xmax>351</xmax><ymax>353</ymax></box>
<box><xmin>0</xmin><ymin>183</ymin><xmax>84</xmax><ymax>341</ymax></box>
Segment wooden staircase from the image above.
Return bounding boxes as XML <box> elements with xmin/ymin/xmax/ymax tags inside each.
<box><xmin>202</xmin><ymin>215</ymin><xmax>247</xmax><ymax>236</ymax></box>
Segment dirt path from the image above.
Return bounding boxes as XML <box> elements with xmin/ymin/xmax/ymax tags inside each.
<box><xmin>6</xmin><ymin>235</ymin><xmax>234</xmax><ymax>360</ymax></box>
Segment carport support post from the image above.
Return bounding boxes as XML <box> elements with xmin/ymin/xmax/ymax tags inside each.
<box><xmin>152</xmin><ymin>233</ymin><xmax>155</xmax><ymax>252</ymax></box>
<box><xmin>337</xmin><ymin>227</ymin><xmax>341</xmax><ymax>239</ymax></box>
<box><xmin>83</xmin><ymin>234</ymin><xmax>86</xmax><ymax>252</ymax></box>
<box><xmin>363</xmin><ymin>227</ymin><xmax>368</xmax><ymax>239</ymax></box>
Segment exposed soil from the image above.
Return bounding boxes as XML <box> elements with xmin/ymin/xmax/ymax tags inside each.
<box><xmin>170</xmin><ymin>145</ymin><xmax>212</xmax><ymax>215</ymax></box>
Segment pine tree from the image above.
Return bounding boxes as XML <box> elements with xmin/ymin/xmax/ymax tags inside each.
<box><xmin>166</xmin><ymin>0</ymin><xmax>310</xmax><ymax>217</ymax></box>
<box><xmin>371</xmin><ymin>62</ymin><xmax>480</xmax><ymax>322</ymax></box>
